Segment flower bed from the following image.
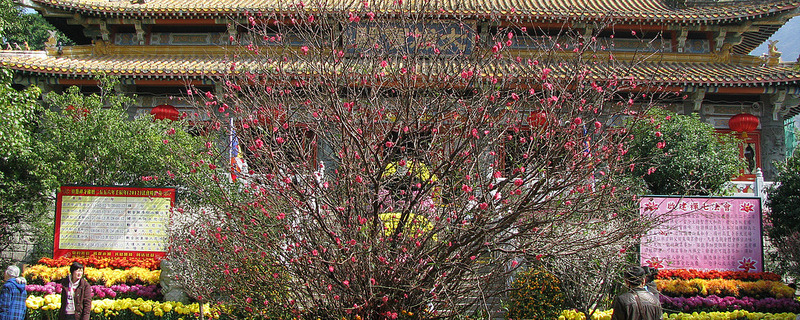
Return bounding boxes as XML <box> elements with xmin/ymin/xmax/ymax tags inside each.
<box><xmin>656</xmin><ymin>270</ymin><xmax>782</xmax><ymax>281</ymax></box>
<box><xmin>26</xmin><ymin>282</ymin><xmax>161</xmax><ymax>299</ymax></box>
<box><xmin>661</xmin><ymin>295</ymin><xmax>800</xmax><ymax>313</ymax></box>
<box><xmin>23</xmin><ymin>265</ymin><xmax>160</xmax><ymax>286</ymax></box>
<box><xmin>23</xmin><ymin>255</ymin><xmax>214</xmax><ymax>320</ymax></box>
<box><xmin>662</xmin><ymin>311</ymin><xmax>798</xmax><ymax>320</ymax></box>
<box><xmin>654</xmin><ymin>269</ymin><xmax>798</xmax><ymax>320</ymax></box>
<box><xmin>657</xmin><ymin>279</ymin><xmax>794</xmax><ymax>299</ymax></box>
<box><xmin>26</xmin><ymin>295</ymin><xmax>216</xmax><ymax>320</ymax></box>
<box><xmin>559</xmin><ymin>310</ymin><xmax>798</xmax><ymax>320</ymax></box>
<box><xmin>36</xmin><ymin>256</ymin><xmax>161</xmax><ymax>270</ymax></box>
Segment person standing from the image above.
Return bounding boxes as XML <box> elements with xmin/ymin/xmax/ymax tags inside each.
<box><xmin>58</xmin><ymin>262</ymin><xmax>92</xmax><ymax>320</ymax></box>
<box><xmin>611</xmin><ymin>266</ymin><xmax>663</xmax><ymax>320</ymax></box>
<box><xmin>644</xmin><ymin>266</ymin><xmax>660</xmax><ymax>297</ymax></box>
<box><xmin>0</xmin><ymin>265</ymin><xmax>27</xmax><ymax>320</ymax></box>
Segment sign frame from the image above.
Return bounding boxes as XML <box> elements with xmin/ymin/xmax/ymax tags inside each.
<box><xmin>54</xmin><ymin>185</ymin><xmax>176</xmax><ymax>259</ymax></box>
<box><xmin>639</xmin><ymin>195</ymin><xmax>764</xmax><ymax>272</ymax></box>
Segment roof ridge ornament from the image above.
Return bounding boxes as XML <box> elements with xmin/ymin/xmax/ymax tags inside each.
<box><xmin>762</xmin><ymin>40</ymin><xmax>782</xmax><ymax>66</ymax></box>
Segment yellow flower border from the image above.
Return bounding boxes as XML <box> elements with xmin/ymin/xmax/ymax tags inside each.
<box><xmin>558</xmin><ymin>310</ymin><xmax>798</xmax><ymax>320</ymax></box>
<box><xmin>22</xmin><ymin>265</ymin><xmax>161</xmax><ymax>286</ymax></box>
<box><xmin>378</xmin><ymin>212</ymin><xmax>435</xmax><ymax>239</ymax></box>
<box><xmin>27</xmin><ymin>295</ymin><xmax>217</xmax><ymax>319</ymax></box>
<box><xmin>656</xmin><ymin>279</ymin><xmax>795</xmax><ymax>298</ymax></box>
<box><xmin>383</xmin><ymin>160</ymin><xmax>438</xmax><ymax>183</ymax></box>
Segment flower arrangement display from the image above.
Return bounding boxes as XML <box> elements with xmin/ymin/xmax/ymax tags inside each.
<box><xmin>660</xmin><ymin>295</ymin><xmax>800</xmax><ymax>313</ymax></box>
<box><xmin>506</xmin><ymin>266</ymin><xmax>567</xmax><ymax>320</ymax></box>
<box><xmin>26</xmin><ymin>282</ymin><xmax>161</xmax><ymax>299</ymax></box>
<box><xmin>656</xmin><ymin>270</ymin><xmax>781</xmax><ymax>281</ymax></box>
<box><xmin>382</xmin><ymin>160</ymin><xmax>438</xmax><ymax>183</ymax></box>
<box><xmin>26</xmin><ymin>295</ymin><xmax>216</xmax><ymax>320</ymax></box>
<box><xmin>23</xmin><ymin>265</ymin><xmax>161</xmax><ymax>286</ymax></box>
<box><xmin>36</xmin><ymin>256</ymin><xmax>161</xmax><ymax>270</ymax></box>
<box><xmin>558</xmin><ymin>309</ymin><xmax>613</xmax><ymax>320</ymax></box>
<box><xmin>657</xmin><ymin>279</ymin><xmax>794</xmax><ymax>299</ymax></box>
<box><xmin>662</xmin><ymin>310</ymin><xmax>798</xmax><ymax>320</ymax></box>
<box><xmin>655</xmin><ymin>269</ymin><xmax>798</xmax><ymax>319</ymax></box>
<box><xmin>378</xmin><ymin>212</ymin><xmax>434</xmax><ymax>238</ymax></box>
<box><xmin>24</xmin><ymin>255</ymin><xmax>214</xmax><ymax>320</ymax></box>
<box><xmin>558</xmin><ymin>309</ymin><xmax>797</xmax><ymax>320</ymax></box>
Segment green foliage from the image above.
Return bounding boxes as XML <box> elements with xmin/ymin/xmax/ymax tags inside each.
<box><xmin>626</xmin><ymin>108</ymin><xmax>744</xmax><ymax>195</ymax></box>
<box><xmin>0</xmin><ymin>68</ymin><xmax>42</xmax><ymax>156</ymax></box>
<box><xmin>0</xmin><ymin>68</ymin><xmax>45</xmax><ymax>256</ymax></box>
<box><xmin>4</xmin><ymin>13</ymin><xmax>72</xmax><ymax>50</ymax></box>
<box><xmin>1</xmin><ymin>0</ymin><xmax>72</xmax><ymax>49</ymax></box>
<box><xmin>1</xmin><ymin>74</ymin><xmax>207</xmax><ymax>261</ymax></box>
<box><xmin>765</xmin><ymin>151</ymin><xmax>800</xmax><ymax>279</ymax></box>
<box><xmin>506</xmin><ymin>266</ymin><xmax>567</xmax><ymax>320</ymax></box>
<box><xmin>35</xmin><ymin>77</ymin><xmax>205</xmax><ymax>188</ymax></box>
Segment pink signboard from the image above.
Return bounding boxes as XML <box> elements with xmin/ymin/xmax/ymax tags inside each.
<box><xmin>639</xmin><ymin>196</ymin><xmax>763</xmax><ymax>272</ymax></box>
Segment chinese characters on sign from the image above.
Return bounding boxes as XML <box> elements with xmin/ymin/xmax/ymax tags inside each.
<box><xmin>640</xmin><ymin>196</ymin><xmax>763</xmax><ymax>272</ymax></box>
<box><xmin>54</xmin><ymin>186</ymin><xmax>175</xmax><ymax>259</ymax></box>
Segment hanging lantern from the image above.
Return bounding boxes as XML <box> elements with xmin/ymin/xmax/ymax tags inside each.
<box><xmin>65</xmin><ymin>105</ymin><xmax>90</xmax><ymax>119</ymax></box>
<box><xmin>728</xmin><ymin>113</ymin><xmax>759</xmax><ymax>138</ymax></box>
<box><xmin>151</xmin><ymin>104</ymin><xmax>180</xmax><ymax>121</ymax></box>
<box><xmin>527</xmin><ymin>111</ymin><xmax>547</xmax><ymax>127</ymax></box>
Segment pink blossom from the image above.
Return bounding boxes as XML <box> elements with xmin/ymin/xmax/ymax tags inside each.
<box><xmin>541</xmin><ymin>68</ymin><xmax>551</xmax><ymax>80</ymax></box>
<box><xmin>301</xmin><ymin>46</ymin><xmax>309</xmax><ymax>54</ymax></box>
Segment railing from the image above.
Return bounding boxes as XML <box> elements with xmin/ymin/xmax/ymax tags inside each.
<box><xmin>726</xmin><ymin>168</ymin><xmax>774</xmax><ymax>204</ymax></box>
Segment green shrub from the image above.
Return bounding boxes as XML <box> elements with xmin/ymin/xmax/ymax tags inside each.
<box><xmin>506</xmin><ymin>266</ymin><xmax>567</xmax><ymax>320</ymax></box>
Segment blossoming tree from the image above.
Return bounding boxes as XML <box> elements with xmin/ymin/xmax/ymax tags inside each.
<box><xmin>167</xmin><ymin>2</ymin><xmax>673</xmax><ymax>318</ymax></box>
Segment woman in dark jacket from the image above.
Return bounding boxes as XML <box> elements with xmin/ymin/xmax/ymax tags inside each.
<box><xmin>58</xmin><ymin>262</ymin><xmax>92</xmax><ymax>320</ymax></box>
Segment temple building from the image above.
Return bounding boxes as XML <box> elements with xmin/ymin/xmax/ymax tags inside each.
<box><xmin>2</xmin><ymin>0</ymin><xmax>800</xmax><ymax>191</ymax></box>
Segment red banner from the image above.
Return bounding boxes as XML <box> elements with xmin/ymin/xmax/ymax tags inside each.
<box><xmin>54</xmin><ymin>186</ymin><xmax>175</xmax><ymax>259</ymax></box>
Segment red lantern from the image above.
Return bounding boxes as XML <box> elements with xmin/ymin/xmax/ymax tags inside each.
<box><xmin>728</xmin><ymin>113</ymin><xmax>759</xmax><ymax>138</ymax></box>
<box><xmin>151</xmin><ymin>104</ymin><xmax>180</xmax><ymax>121</ymax></box>
<box><xmin>65</xmin><ymin>105</ymin><xmax>90</xmax><ymax>119</ymax></box>
<box><xmin>527</xmin><ymin>111</ymin><xmax>547</xmax><ymax>127</ymax></box>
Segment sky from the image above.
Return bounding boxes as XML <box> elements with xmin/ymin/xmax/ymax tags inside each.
<box><xmin>751</xmin><ymin>16</ymin><xmax>800</xmax><ymax>63</ymax></box>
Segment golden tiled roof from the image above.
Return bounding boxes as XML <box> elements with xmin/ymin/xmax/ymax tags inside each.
<box><xmin>30</xmin><ymin>0</ymin><xmax>800</xmax><ymax>24</ymax></box>
<box><xmin>2</xmin><ymin>50</ymin><xmax>800</xmax><ymax>87</ymax></box>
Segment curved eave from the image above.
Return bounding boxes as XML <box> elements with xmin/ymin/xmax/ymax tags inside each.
<box><xmin>28</xmin><ymin>0</ymin><xmax>800</xmax><ymax>25</ymax></box>
<box><xmin>3</xmin><ymin>51</ymin><xmax>800</xmax><ymax>88</ymax></box>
